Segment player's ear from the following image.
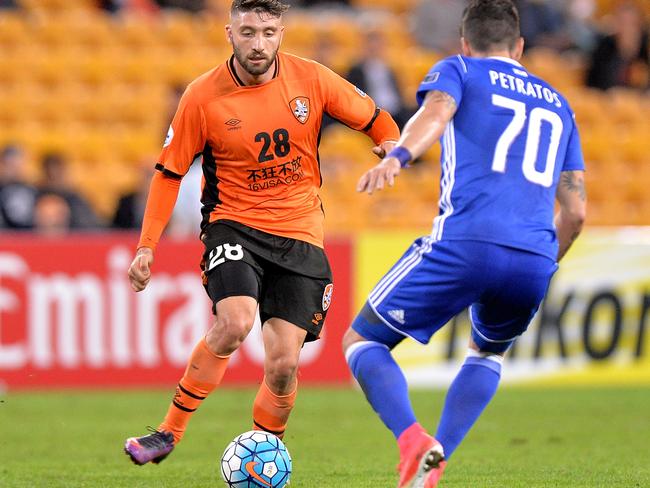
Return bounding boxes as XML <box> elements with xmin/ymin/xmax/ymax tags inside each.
<box><xmin>225</xmin><ymin>25</ymin><xmax>233</xmax><ymax>44</ymax></box>
<box><xmin>511</xmin><ymin>37</ymin><xmax>524</xmax><ymax>61</ymax></box>
<box><xmin>460</xmin><ymin>37</ymin><xmax>472</xmax><ymax>57</ymax></box>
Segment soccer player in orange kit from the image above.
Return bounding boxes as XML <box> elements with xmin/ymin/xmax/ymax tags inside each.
<box><xmin>124</xmin><ymin>0</ymin><xmax>400</xmax><ymax>465</ymax></box>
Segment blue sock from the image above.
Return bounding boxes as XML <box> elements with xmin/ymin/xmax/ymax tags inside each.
<box><xmin>435</xmin><ymin>352</ymin><xmax>502</xmax><ymax>459</ymax></box>
<box><xmin>346</xmin><ymin>341</ymin><xmax>417</xmax><ymax>439</ymax></box>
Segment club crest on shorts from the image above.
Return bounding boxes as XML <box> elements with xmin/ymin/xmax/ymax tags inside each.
<box><xmin>322</xmin><ymin>283</ymin><xmax>334</xmax><ymax>311</ymax></box>
<box><xmin>290</xmin><ymin>96</ymin><xmax>310</xmax><ymax>124</ymax></box>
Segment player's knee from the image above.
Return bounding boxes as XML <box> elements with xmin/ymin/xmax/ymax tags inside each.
<box><xmin>469</xmin><ymin>335</ymin><xmax>511</xmax><ymax>356</ymax></box>
<box><xmin>265</xmin><ymin>355</ymin><xmax>299</xmax><ymax>392</ymax></box>
<box><xmin>343</xmin><ymin>303</ymin><xmax>404</xmax><ymax>352</ymax></box>
<box><xmin>207</xmin><ymin>312</ymin><xmax>255</xmax><ymax>354</ymax></box>
<box><xmin>341</xmin><ymin>327</ymin><xmax>367</xmax><ymax>354</ymax></box>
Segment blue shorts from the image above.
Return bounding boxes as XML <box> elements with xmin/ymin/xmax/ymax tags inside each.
<box><xmin>353</xmin><ymin>238</ymin><xmax>558</xmax><ymax>353</ymax></box>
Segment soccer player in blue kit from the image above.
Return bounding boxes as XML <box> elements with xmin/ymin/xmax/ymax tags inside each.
<box><xmin>342</xmin><ymin>1</ymin><xmax>587</xmax><ymax>487</ymax></box>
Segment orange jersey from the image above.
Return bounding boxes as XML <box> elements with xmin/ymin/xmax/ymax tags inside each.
<box><xmin>157</xmin><ymin>52</ymin><xmax>396</xmax><ymax>248</ymax></box>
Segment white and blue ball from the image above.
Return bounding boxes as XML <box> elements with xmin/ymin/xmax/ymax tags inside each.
<box><xmin>220</xmin><ymin>430</ymin><xmax>292</xmax><ymax>488</ymax></box>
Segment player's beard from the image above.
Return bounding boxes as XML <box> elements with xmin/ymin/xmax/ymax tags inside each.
<box><xmin>233</xmin><ymin>44</ymin><xmax>278</xmax><ymax>76</ymax></box>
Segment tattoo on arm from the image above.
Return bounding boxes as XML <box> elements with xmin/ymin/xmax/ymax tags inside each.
<box><xmin>561</xmin><ymin>172</ymin><xmax>586</xmax><ymax>201</ymax></box>
<box><xmin>427</xmin><ymin>90</ymin><xmax>457</xmax><ymax>110</ymax></box>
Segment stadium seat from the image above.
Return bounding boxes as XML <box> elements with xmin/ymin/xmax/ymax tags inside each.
<box><xmin>0</xmin><ymin>12</ymin><xmax>29</xmax><ymax>48</ymax></box>
<box><xmin>352</xmin><ymin>0</ymin><xmax>417</xmax><ymax>15</ymax></box>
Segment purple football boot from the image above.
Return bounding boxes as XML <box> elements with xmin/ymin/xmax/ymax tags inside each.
<box><xmin>124</xmin><ymin>428</ymin><xmax>175</xmax><ymax>465</ymax></box>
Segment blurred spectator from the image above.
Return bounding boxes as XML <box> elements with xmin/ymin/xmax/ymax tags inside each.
<box><xmin>112</xmin><ymin>162</ymin><xmax>154</xmax><ymax>229</ymax></box>
<box><xmin>564</xmin><ymin>0</ymin><xmax>598</xmax><ymax>54</ymax></box>
<box><xmin>0</xmin><ymin>0</ymin><xmax>19</xmax><ymax>9</ymax></box>
<box><xmin>98</xmin><ymin>0</ymin><xmax>125</xmax><ymax>13</ymax></box>
<box><xmin>154</xmin><ymin>0</ymin><xmax>206</xmax><ymax>12</ymax></box>
<box><xmin>516</xmin><ymin>0</ymin><xmax>567</xmax><ymax>51</ymax></box>
<box><xmin>38</xmin><ymin>152</ymin><xmax>100</xmax><ymax>229</ymax></box>
<box><xmin>33</xmin><ymin>193</ymin><xmax>72</xmax><ymax>237</ymax></box>
<box><xmin>411</xmin><ymin>0</ymin><xmax>468</xmax><ymax>55</ymax></box>
<box><xmin>99</xmin><ymin>0</ymin><xmax>160</xmax><ymax>15</ymax></box>
<box><xmin>346</xmin><ymin>29</ymin><xmax>415</xmax><ymax>128</ymax></box>
<box><xmin>0</xmin><ymin>144</ymin><xmax>36</xmax><ymax>229</ymax></box>
<box><xmin>517</xmin><ymin>0</ymin><xmax>598</xmax><ymax>53</ymax></box>
<box><xmin>586</xmin><ymin>0</ymin><xmax>649</xmax><ymax>90</ymax></box>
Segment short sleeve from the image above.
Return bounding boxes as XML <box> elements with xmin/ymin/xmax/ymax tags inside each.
<box><xmin>158</xmin><ymin>86</ymin><xmax>206</xmax><ymax>177</ymax></box>
<box><xmin>317</xmin><ymin>63</ymin><xmax>378</xmax><ymax>130</ymax></box>
<box><xmin>416</xmin><ymin>56</ymin><xmax>465</xmax><ymax>107</ymax></box>
<box><xmin>562</xmin><ymin>113</ymin><xmax>585</xmax><ymax>171</ymax></box>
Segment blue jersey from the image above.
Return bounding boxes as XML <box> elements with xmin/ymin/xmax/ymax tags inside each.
<box><xmin>417</xmin><ymin>55</ymin><xmax>585</xmax><ymax>260</ymax></box>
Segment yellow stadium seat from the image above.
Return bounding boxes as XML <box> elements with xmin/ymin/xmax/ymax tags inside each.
<box><xmin>158</xmin><ymin>11</ymin><xmax>204</xmax><ymax>48</ymax></box>
<box><xmin>565</xmin><ymin>88</ymin><xmax>611</xmax><ymax>127</ymax></box>
<box><xmin>352</xmin><ymin>0</ymin><xmax>417</xmax><ymax>15</ymax></box>
<box><xmin>0</xmin><ymin>13</ymin><xmax>29</xmax><ymax>47</ymax></box>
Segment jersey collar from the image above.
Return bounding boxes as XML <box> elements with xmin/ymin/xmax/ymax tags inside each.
<box><xmin>226</xmin><ymin>54</ymin><xmax>281</xmax><ymax>87</ymax></box>
<box><xmin>487</xmin><ymin>56</ymin><xmax>523</xmax><ymax>67</ymax></box>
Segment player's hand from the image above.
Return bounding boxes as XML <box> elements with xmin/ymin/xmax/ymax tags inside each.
<box><xmin>372</xmin><ymin>140</ymin><xmax>397</xmax><ymax>159</ymax></box>
<box><xmin>356</xmin><ymin>157</ymin><xmax>401</xmax><ymax>194</ymax></box>
<box><xmin>128</xmin><ymin>247</ymin><xmax>154</xmax><ymax>292</ymax></box>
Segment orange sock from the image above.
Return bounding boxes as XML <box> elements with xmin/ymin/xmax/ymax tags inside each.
<box><xmin>159</xmin><ymin>337</ymin><xmax>230</xmax><ymax>444</ymax></box>
<box><xmin>252</xmin><ymin>377</ymin><xmax>297</xmax><ymax>440</ymax></box>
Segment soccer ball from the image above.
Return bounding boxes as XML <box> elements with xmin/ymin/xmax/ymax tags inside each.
<box><xmin>220</xmin><ymin>430</ymin><xmax>292</xmax><ymax>488</ymax></box>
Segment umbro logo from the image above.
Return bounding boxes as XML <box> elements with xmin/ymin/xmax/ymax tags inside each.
<box><xmin>388</xmin><ymin>309</ymin><xmax>405</xmax><ymax>325</ymax></box>
<box><xmin>225</xmin><ymin>118</ymin><xmax>241</xmax><ymax>131</ymax></box>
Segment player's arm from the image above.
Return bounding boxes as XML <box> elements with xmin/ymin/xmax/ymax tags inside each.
<box><xmin>554</xmin><ymin>170</ymin><xmax>587</xmax><ymax>261</ymax></box>
<box><xmin>357</xmin><ymin>90</ymin><xmax>456</xmax><ymax>194</ymax></box>
<box><xmin>364</xmin><ymin>108</ymin><xmax>401</xmax><ymax>159</ymax></box>
<box><xmin>128</xmin><ymin>86</ymin><xmax>206</xmax><ymax>292</ymax></box>
<box><xmin>128</xmin><ymin>171</ymin><xmax>182</xmax><ymax>291</ymax></box>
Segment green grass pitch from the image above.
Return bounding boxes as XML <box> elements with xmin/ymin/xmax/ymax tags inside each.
<box><xmin>1</xmin><ymin>386</ymin><xmax>649</xmax><ymax>487</ymax></box>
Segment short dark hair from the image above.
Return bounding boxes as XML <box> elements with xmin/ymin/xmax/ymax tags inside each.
<box><xmin>461</xmin><ymin>0</ymin><xmax>520</xmax><ymax>52</ymax></box>
<box><xmin>231</xmin><ymin>0</ymin><xmax>289</xmax><ymax>17</ymax></box>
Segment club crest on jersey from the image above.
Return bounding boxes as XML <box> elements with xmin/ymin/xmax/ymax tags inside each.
<box><xmin>290</xmin><ymin>96</ymin><xmax>310</xmax><ymax>124</ymax></box>
<box><xmin>322</xmin><ymin>283</ymin><xmax>334</xmax><ymax>311</ymax></box>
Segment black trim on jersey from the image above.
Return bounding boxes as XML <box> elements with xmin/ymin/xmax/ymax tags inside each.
<box><xmin>253</xmin><ymin>420</ymin><xmax>285</xmax><ymax>436</ymax></box>
<box><xmin>200</xmin><ymin>142</ymin><xmax>221</xmax><ymax>232</ymax></box>
<box><xmin>316</xmin><ymin>126</ymin><xmax>325</xmax><ymax>216</ymax></box>
<box><xmin>273</xmin><ymin>54</ymin><xmax>280</xmax><ymax>78</ymax></box>
<box><xmin>323</xmin><ymin>106</ymin><xmax>379</xmax><ymax>133</ymax></box>
<box><xmin>154</xmin><ymin>163</ymin><xmax>183</xmax><ymax>180</ymax></box>
<box><xmin>227</xmin><ymin>55</ymin><xmax>280</xmax><ymax>87</ymax></box>
<box><xmin>227</xmin><ymin>55</ymin><xmax>245</xmax><ymax>87</ymax></box>
<box><xmin>173</xmin><ymin>401</ymin><xmax>196</xmax><ymax>412</ymax></box>
<box><xmin>362</xmin><ymin>107</ymin><xmax>381</xmax><ymax>132</ymax></box>
<box><xmin>178</xmin><ymin>383</ymin><xmax>206</xmax><ymax>400</ymax></box>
